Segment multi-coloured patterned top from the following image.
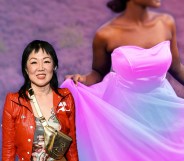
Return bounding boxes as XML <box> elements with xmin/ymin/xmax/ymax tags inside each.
<box><xmin>31</xmin><ymin>108</ymin><xmax>61</xmax><ymax>161</ymax></box>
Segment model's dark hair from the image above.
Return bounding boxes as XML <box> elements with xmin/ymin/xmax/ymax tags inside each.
<box><xmin>18</xmin><ymin>40</ymin><xmax>61</xmax><ymax>101</ymax></box>
<box><xmin>107</xmin><ymin>0</ymin><xmax>128</xmax><ymax>13</ymax></box>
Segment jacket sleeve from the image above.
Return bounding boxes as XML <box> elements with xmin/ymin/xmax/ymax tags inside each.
<box><xmin>2</xmin><ymin>93</ymin><xmax>16</xmax><ymax>161</ymax></box>
<box><xmin>65</xmin><ymin>93</ymin><xmax>79</xmax><ymax>161</ymax></box>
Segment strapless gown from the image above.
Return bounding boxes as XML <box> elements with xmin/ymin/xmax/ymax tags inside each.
<box><xmin>61</xmin><ymin>41</ymin><xmax>184</xmax><ymax>161</ymax></box>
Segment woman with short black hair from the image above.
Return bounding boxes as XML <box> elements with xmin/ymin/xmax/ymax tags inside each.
<box><xmin>2</xmin><ymin>40</ymin><xmax>79</xmax><ymax>161</ymax></box>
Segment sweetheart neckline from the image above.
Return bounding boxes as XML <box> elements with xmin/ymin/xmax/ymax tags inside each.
<box><xmin>112</xmin><ymin>40</ymin><xmax>170</xmax><ymax>53</ymax></box>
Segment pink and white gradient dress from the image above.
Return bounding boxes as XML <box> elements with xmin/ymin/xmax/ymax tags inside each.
<box><xmin>61</xmin><ymin>41</ymin><xmax>184</xmax><ymax>161</ymax></box>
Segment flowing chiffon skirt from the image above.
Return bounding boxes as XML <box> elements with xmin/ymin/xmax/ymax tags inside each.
<box><xmin>61</xmin><ymin>73</ymin><xmax>184</xmax><ymax>161</ymax></box>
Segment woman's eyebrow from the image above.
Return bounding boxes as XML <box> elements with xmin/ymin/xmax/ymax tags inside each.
<box><xmin>43</xmin><ymin>57</ymin><xmax>51</xmax><ymax>60</ymax></box>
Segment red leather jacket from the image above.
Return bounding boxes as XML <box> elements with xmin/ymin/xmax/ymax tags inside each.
<box><xmin>2</xmin><ymin>88</ymin><xmax>78</xmax><ymax>161</ymax></box>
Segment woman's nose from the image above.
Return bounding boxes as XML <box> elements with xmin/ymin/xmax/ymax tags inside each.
<box><xmin>38</xmin><ymin>62</ymin><xmax>44</xmax><ymax>71</ymax></box>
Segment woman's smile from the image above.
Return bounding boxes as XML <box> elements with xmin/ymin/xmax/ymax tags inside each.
<box><xmin>36</xmin><ymin>74</ymin><xmax>46</xmax><ymax>79</ymax></box>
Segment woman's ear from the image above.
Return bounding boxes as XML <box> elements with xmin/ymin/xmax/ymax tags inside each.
<box><xmin>54</xmin><ymin>66</ymin><xmax>57</xmax><ymax>71</ymax></box>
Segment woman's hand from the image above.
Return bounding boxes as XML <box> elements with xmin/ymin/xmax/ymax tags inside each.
<box><xmin>65</xmin><ymin>74</ymin><xmax>87</xmax><ymax>85</ymax></box>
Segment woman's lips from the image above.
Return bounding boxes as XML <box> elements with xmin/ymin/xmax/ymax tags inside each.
<box><xmin>36</xmin><ymin>74</ymin><xmax>46</xmax><ymax>79</ymax></box>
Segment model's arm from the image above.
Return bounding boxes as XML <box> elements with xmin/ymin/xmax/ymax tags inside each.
<box><xmin>66</xmin><ymin>29</ymin><xmax>111</xmax><ymax>86</ymax></box>
<box><xmin>2</xmin><ymin>93</ymin><xmax>16</xmax><ymax>161</ymax></box>
<box><xmin>65</xmin><ymin>93</ymin><xmax>79</xmax><ymax>161</ymax></box>
<box><xmin>168</xmin><ymin>15</ymin><xmax>184</xmax><ymax>84</ymax></box>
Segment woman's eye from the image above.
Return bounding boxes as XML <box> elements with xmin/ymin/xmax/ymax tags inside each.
<box><xmin>30</xmin><ymin>62</ymin><xmax>37</xmax><ymax>64</ymax></box>
<box><xmin>44</xmin><ymin>61</ymin><xmax>51</xmax><ymax>63</ymax></box>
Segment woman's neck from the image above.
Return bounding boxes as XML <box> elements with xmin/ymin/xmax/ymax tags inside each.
<box><xmin>31</xmin><ymin>83</ymin><xmax>52</xmax><ymax>97</ymax></box>
<box><xmin>123</xmin><ymin>1</ymin><xmax>150</xmax><ymax>25</ymax></box>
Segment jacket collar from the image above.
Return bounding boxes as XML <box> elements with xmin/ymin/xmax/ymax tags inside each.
<box><xmin>11</xmin><ymin>89</ymin><xmax>64</xmax><ymax>112</ymax></box>
<box><xmin>53</xmin><ymin>89</ymin><xmax>63</xmax><ymax>111</ymax></box>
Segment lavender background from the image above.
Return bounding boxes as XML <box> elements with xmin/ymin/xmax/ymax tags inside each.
<box><xmin>0</xmin><ymin>0</ymin><xmax>184</xmax><ymax>159</ymax></box>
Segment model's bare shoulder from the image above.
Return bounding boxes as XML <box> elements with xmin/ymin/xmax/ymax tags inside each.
<box><xmin>95</xmin><ymin>22</ymin><xmax>113</xmax><ymax>39</ymax></box>
<box><xmin>157</xmin><ymin>12</ymin><xmax>175</xmax><ymax>28</ymax></box>
<box><xmin>92</xmin><ymin>25</ymin><xmax>111</xmax><ymax>48</ymax></box>
<box><xmin>162</xmin><ymin>14</ymin><xmax>176</xmax><ymax>36</ymax></box>
<box><xmin>150</xmin><ymin>11</ymin><xmax>176</xmax><ymax>34</ymax></box>
<box><xmin>150</xmin><ymin>11</ymin><xmax>174</xmax><ymax>22</ymax></box>
<box><xmin>162</xmin><ymin>13</ymin><xmax>175</xmax><ymax>23</ymax></box>
<box><xmin>93</xmin><ymin>18</ymin><xmax>120</xmax><ymax>47</ymax></box>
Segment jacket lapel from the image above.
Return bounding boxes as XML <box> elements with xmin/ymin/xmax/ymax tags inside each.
<box><xmin>11</xmin><ymin>92</ymin><xmax>33</xmax><ymax>112</ymax></box>
<box><xmin>53</xmin><ymin>90</ymin><xmax>63</xmax><ymax>113</ymax></box>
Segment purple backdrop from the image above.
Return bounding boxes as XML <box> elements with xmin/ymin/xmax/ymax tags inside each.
<box><xmin>0</xmin><ymin>0</ymin><xmax>184</xmax><ymax>159</ymax></box>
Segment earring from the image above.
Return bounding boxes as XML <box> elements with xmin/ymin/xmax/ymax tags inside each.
<box><xmin>54</xmin><ymin>67</ymin><xmax>57</xmax><ymax>71</ymax></box>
